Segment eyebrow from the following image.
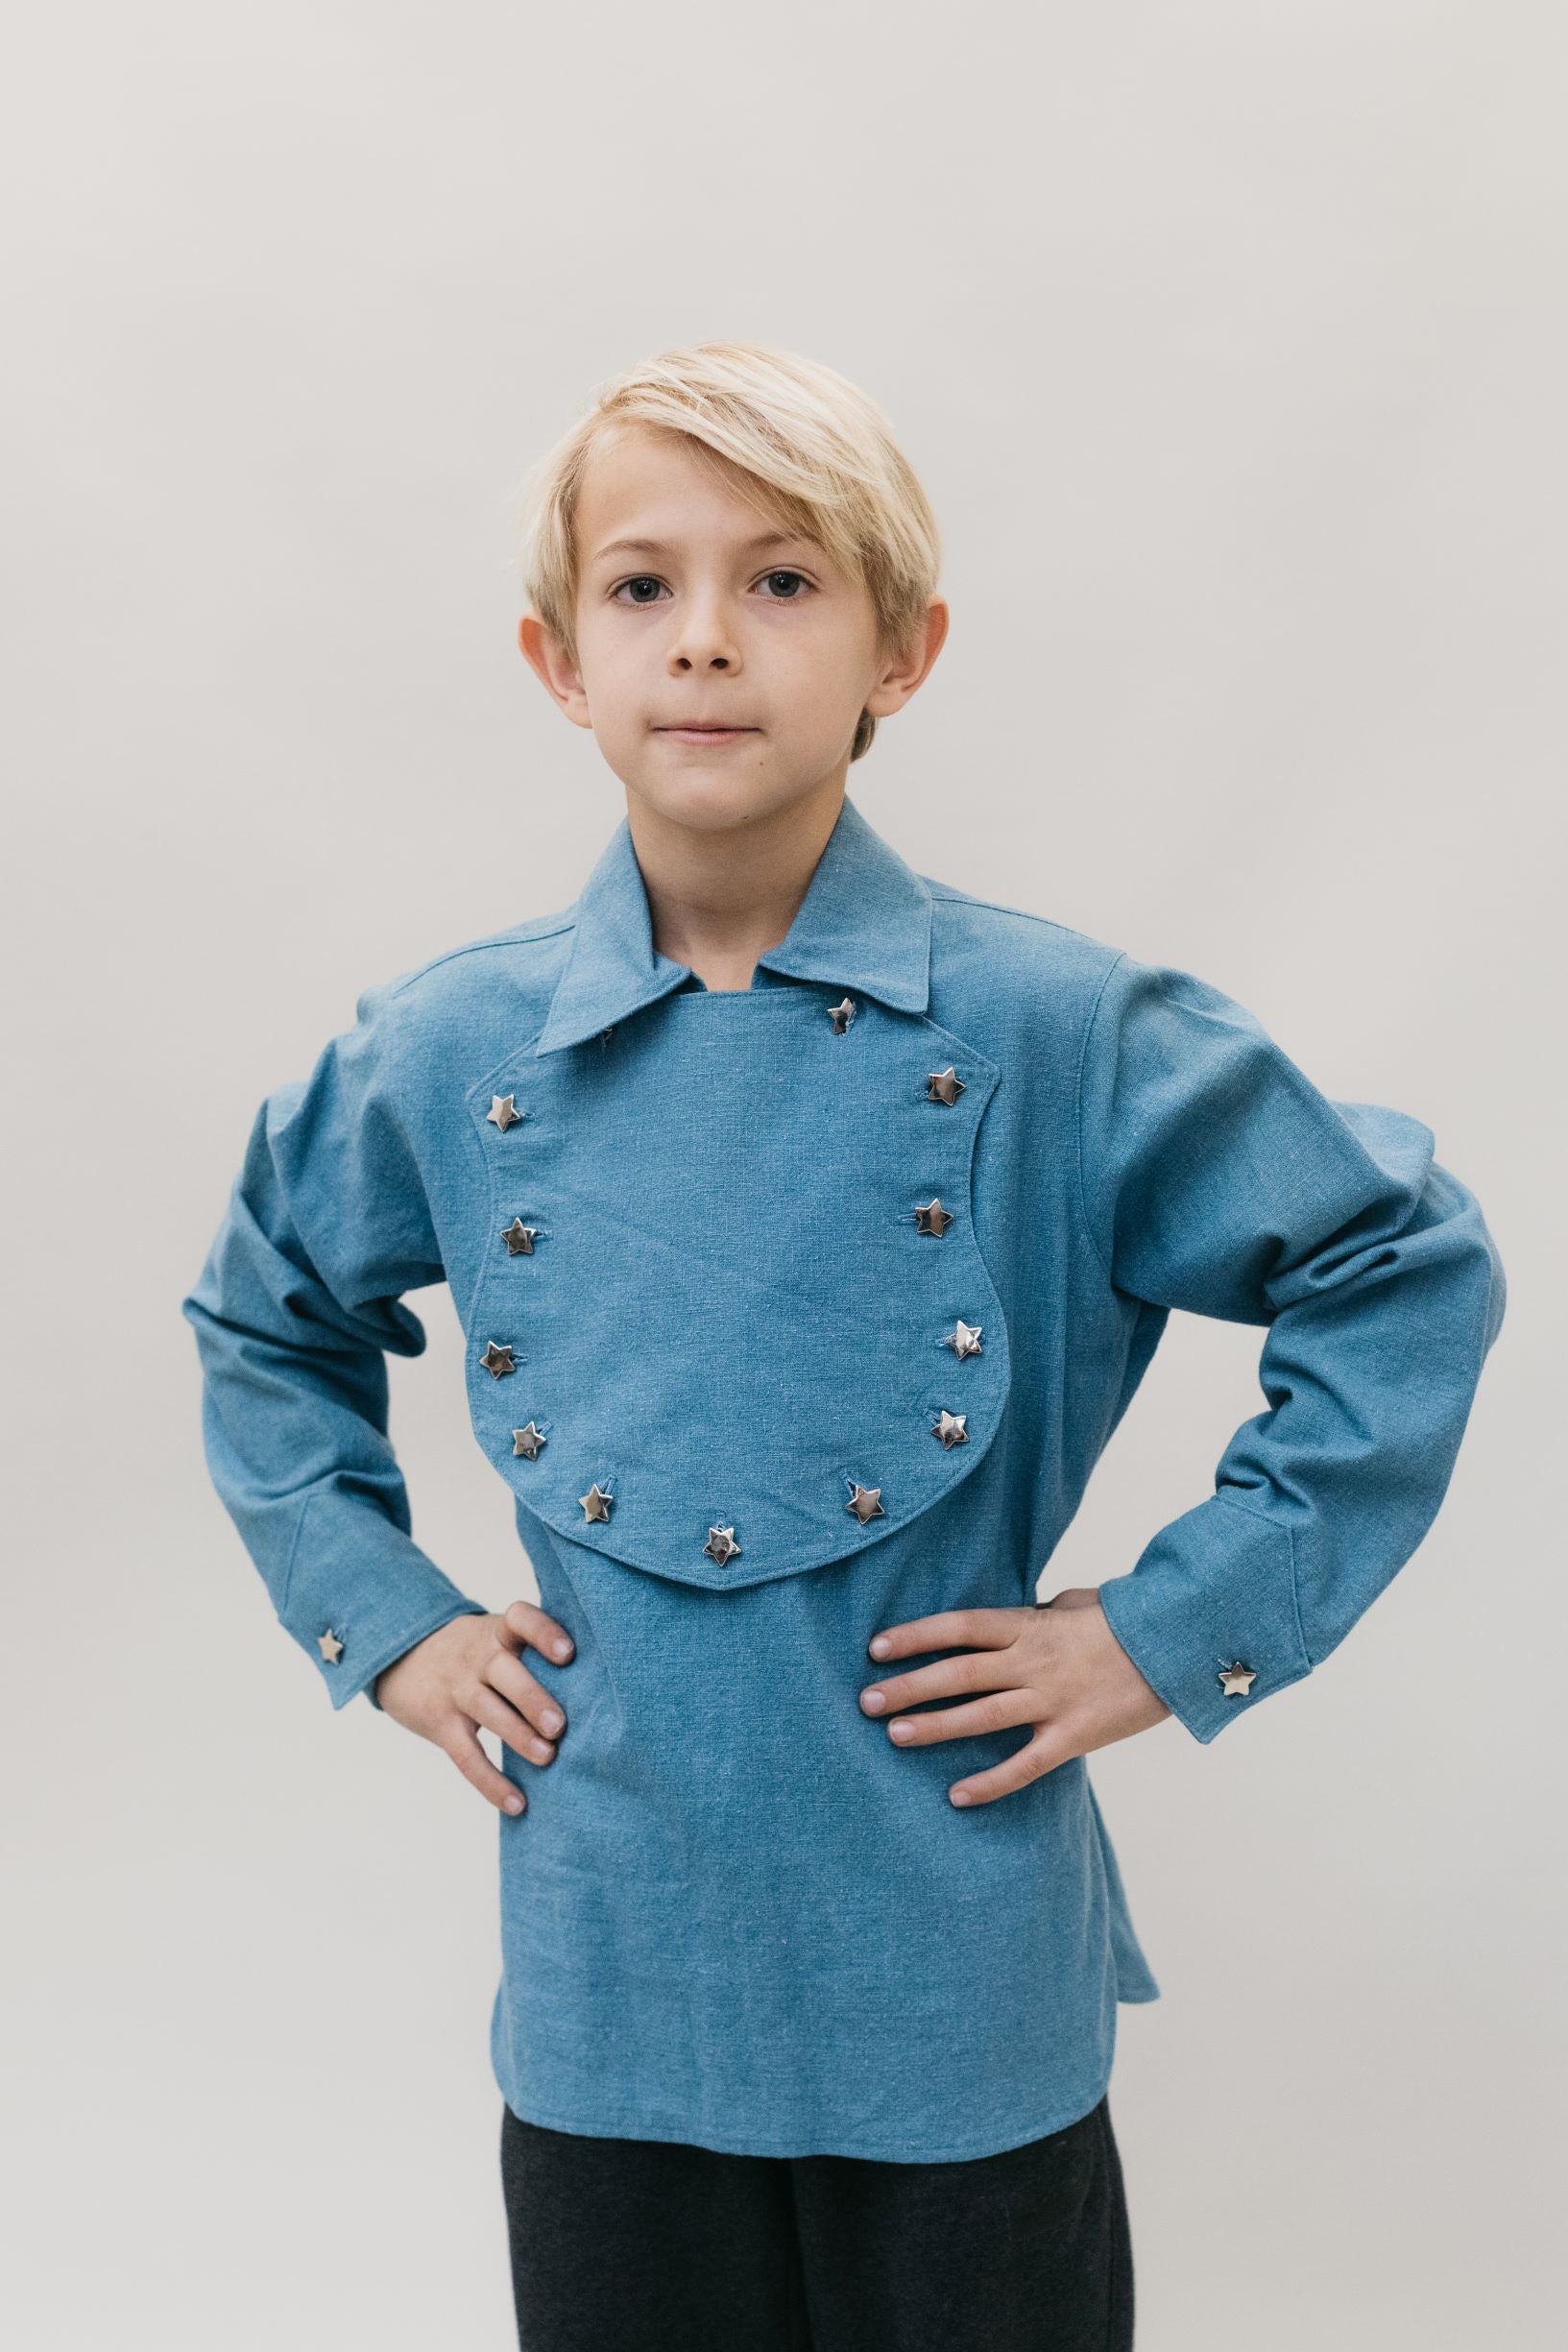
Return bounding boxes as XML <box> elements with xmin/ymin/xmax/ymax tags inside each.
<box><xmin>589</xmin><ymin>530</ymin><xmax>819</xmax><ymax>569</ymax></box>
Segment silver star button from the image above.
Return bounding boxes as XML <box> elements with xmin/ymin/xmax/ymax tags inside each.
<box><xmin>913</xmin><ymin>1198</ymin><xmax>954</xmax><ymax>1237</ymax></box>
<box><xmin>703</xmin><ymin>1525</ymin><xmax>742</xmax><ymax>1564</ymax></box>
<box><xmin>511</xmin><ymin>1422</ymin><xmax>547</xmax><ymax>1459</ymax></box>
<box><xmin>931</xmin><ymin>1408</ymin><xmax>969</xmax><ymax>1449</ymax></box>
<box><xmin>927</xmin><ymin>1066</ymin><xmax>966</xmax><ymax>1105</ymax></box>
<box><xmin>501</xmin><ymin>1218</ymin><xmax>541</xmax><ymax>1254</ymax></box>
<box><xmin>943</xmin><ymin>1320</ymin><xmax>983</xmax><ymax>1359</ymax></box>
<box><xmin>486</xmin><ymin>1094</ymin><xmax>524</xmax><ymax>1132</ymax></box>
<box><xmin>1218</xmin><ymin>1661</ymin><xmax>1258</xmax><ymax>1698</ymax></box>
<box><xmin>578</xmin><ymin>1482</ymin><xmax>614</xmax><ymax>1522</ymax></box>
<box><xmin>317</xmin><ymin>1628</ymin><xmax>344</xmax><ymax>1664</ymax></box>
<box><xmin>829</xmin><ymin>995</ymin><xmax>857</xmax><ymax>1033</ymax></box>
<box><xmin>845</xmin><ymin>1481</ymin><xmax>885</xmax><ymax>1524</ymax></box>
<box><xmin>480</xmin><ymin>1341</ymin><xmax>517</xmax><ymax>1378</ymax></box>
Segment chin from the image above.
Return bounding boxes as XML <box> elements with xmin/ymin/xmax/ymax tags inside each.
<box><xmin>623</xmin><ymin>765</ymin><xmax>794</xmax><ymax>832</ymax></box>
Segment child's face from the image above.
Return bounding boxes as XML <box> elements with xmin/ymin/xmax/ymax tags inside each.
<box><xmin>519</xmin><ymin>423</ymin><xmax>943</xmax><ymax>832</ymax></box>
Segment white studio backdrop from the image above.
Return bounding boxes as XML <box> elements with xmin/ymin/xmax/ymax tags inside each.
<box><xmin>3</xmin><ymin>5</ymin><xmax>1562</xmax><ymax>2346</ymax></box>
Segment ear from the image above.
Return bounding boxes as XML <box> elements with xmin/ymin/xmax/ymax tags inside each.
<box><xmin>518</xmin><ymin>612</ymin><xmax>593</xmax><ymax>731</ymax></box>
<box><xmin>864</xmin><ymin>597</ymin><xmax>950</xmax><ymax>720</ymax></box>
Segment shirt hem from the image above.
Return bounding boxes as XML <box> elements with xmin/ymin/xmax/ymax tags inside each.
<box><xmin>493</xmin><ymin>2076</ymin><xmax>1117</xmax><ymax>2165</ymax></box>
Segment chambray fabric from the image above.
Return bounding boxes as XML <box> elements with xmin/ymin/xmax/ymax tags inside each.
<box><xmin>181</xmin><ymin>790</ymin><xmax>1506</xmax><ymax>2162</ymax></box>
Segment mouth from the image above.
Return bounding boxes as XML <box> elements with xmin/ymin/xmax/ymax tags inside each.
<box><xmin>655</xmin><ymin>723</ymin><xmax>759</xmax><ymax>742</ymax></box>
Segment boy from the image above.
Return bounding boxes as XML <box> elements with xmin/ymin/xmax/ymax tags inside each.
<box><xmin>181</xmin><ymin>341</ymin><xmax>1506</xmax><ymax>2351</ymax></box>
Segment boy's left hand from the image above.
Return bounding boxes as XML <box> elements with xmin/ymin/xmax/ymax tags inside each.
<box><xmin>859</xmin><ymin>1588</ymin><xmax>1172</xmax><ymax>1806</ymax></box>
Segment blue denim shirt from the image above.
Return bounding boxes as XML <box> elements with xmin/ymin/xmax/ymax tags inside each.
<box><xmin>181</xmin><ymin>790</ymin><xmax>1506</xmax><ymax>2160</ymax></box>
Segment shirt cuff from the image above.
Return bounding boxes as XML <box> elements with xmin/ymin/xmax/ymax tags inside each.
<box><xmin>281</xmin><ymin>1488</ymin><xmax>491</xmax><ymax>1711</ymax></box>
<box><xmin>1096</xmin><ymin>1491</ymin><xmax>1314</xmax><ymax>1743</ymax></box>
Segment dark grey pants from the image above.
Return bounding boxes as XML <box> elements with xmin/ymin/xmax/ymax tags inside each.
<box><xmin>500</xmin><ymin>2093</ymin><xmax>1135</xmax><ymax>2351</ymax></box>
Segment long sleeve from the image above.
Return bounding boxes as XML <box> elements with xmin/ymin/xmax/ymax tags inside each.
<box><xmin>1078</xmin><ymin>950</ymin><xmax>1507</xmax><ymax>1744</ymax></box>
<box><xmin>180</xmin><ymin>980</ymin><xmax>491</xmax><ymax>1710</ymax></box>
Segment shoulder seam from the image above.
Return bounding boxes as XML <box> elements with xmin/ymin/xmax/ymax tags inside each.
<box><xmin>1073</xmin><ymin>949</ymin><xmax>1130</xmax><ymax>1286</ymax></box>
<box><xmin>383</xmin><ymin>917</ymin><xmax>575</xmax><ymax>1001</ymax></box>
<box><xmin>925</xmin><ymin>887</ymin><xmax>1118</xmax><ymax>950</ymax></box>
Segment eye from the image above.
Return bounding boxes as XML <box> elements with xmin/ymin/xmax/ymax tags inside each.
<box><xmin>756</xmin><ymin>569</ymin><xmax>813</xmax><ymax>599</ymax></box>
<box><xmin>610</xmin><ymin>575</ymin><xmax>669</xmax><ymax>605</ymax></box>
<box><xmin>607</xmin><ymin>568</ymin><xmax>817</xmax><ymax>606</ymax></box>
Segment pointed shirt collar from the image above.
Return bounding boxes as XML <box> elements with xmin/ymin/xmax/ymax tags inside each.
<box><xmin>533</xmin><ymin>791</ymin><xmax>934</xmax><ymax>1056</ymax></box>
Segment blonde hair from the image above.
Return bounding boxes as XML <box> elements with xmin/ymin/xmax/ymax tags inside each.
<box><xmin>514</xmin><ymin>341</ymin><xmax>941</xmax><ymax>763</ymax></box>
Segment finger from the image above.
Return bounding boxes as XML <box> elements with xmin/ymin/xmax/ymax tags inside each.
<box><xmin>469</xmin><ymin>1680</ymin><xmax>560</xmax><ymax>1768</ymax></box>
<box><xmin>859</xmin><ymin>1651</ymin><xmax>1025</xmax><ymax>1716</ymax></box>
<box><xmin>442</xmin><ymin>1722</ymin><xmax>528</xmax><ymax>1815</ymax></box>
<box><xmin>503</xmin><ymin>1599</ymin><xmax>577</xmax><ymax>1664</ymax></box>
<box><xmin>866</xmin><ymin>1608</ymin><xmax>1026</xmax><ymax>1663</ymax></box>
<box><xmin>948</xmin><ymin>1725</ymin><xmax>1079</xmax><ymax>1807</ymax></box>
<box><xmin>483</xmin><ymin>1645</ymin><xmax>569</xmax><ymax>1742</ymax></box>
<box><xmin>882</xmin><ymin>1687</ymin><xmax>1043</xmax><ymax>1747</ymax></box>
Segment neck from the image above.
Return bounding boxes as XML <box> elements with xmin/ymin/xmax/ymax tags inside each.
<box><xmin>627</xmin><ymin>776</ymin><xmax>847</xmax><ymax>991</ymax></box>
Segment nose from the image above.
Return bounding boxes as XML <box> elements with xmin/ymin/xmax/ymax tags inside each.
<box><xmin>668</xmin><ymin>590</ymin><xmax>741</xmax><ymax>674</ymax></box>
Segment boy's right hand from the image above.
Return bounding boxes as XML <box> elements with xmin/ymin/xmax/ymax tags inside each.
<box><xmin>373</xmin><ymin>1601</ymin><xmax>575</xmax><ymax>1815</ymax></box>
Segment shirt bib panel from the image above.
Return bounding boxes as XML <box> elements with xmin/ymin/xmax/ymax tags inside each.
<box><xmin>461</xmin><ymin>986</ymin><xmax>1012</xmax><ymax>1592</ymax></box>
